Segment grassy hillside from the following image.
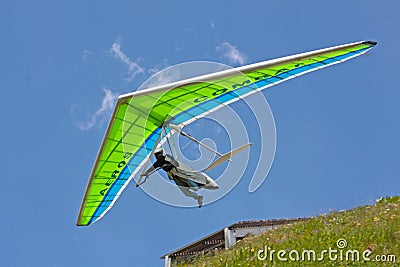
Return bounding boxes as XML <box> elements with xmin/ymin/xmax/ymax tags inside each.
<box><xmin>177</xmin><ymin>196</ymin><xmax>400</xmax><ymax>266</ymax></box>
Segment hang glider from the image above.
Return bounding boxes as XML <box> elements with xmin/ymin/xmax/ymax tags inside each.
<box><xmin>77</xmin><ymin>40</ymin><xmax>377</xmax><ymax>226</ymax></box>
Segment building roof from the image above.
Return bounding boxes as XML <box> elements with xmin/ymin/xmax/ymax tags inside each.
<box><xmin>161</xmin><ymin>218</ymin><xmax>308</xmax><ymax>259</ymax></box>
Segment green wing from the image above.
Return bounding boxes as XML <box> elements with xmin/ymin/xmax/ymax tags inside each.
<box><xmin>77</xmin><ymin>41</ymin><xmax>376</xmax><ymax>226</ymax></box>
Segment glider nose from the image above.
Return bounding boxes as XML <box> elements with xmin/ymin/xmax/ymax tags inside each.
<box><xmin>204</xmin><ymin>174</ymin><xmax>219</xmax><ymax>190</ymax></box>
<box><xmin>206</xmin><ymin>180</ymin><xmax>219</xmax><ymax>190</ymax></box>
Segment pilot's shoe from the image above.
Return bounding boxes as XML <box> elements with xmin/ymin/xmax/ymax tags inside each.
<box><xmin>197</xmin><ymin>196</ymin><xmax>203</xmax><ymax>208</ymax></box>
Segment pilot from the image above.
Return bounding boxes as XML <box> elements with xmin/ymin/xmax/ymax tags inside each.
<box><xmin>142</xmin><ymin>146</ymin><xmax>204</xmax><ymax>208</ymax></box>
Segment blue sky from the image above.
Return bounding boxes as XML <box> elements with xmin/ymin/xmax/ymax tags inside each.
<box><xmin>1</xmin><ymin>1</ymin><xmax>399</xmax><ymax>266</ymax></box>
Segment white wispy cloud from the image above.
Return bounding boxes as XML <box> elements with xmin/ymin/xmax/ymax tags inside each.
<box><xmin>76</xmin><ymin>88</ymin><xmax>118</xmax><ymax>130</ymax></box>
<box><xmin>110</xmin><ymin>40</ymin><xmax>144</xmax><ymax>81</ymax></box>
<box><xmin>210</xmin><ymin>20</ymin><xmax>216</xmax><ymax>29</ymax></box>
<box><xmin>143</xmin><ymin>66</ymin><xmax>180</xmax><ymax>89</ymax></box>
<box><xmin>82</xmin><ymin>50</ymin><xmax>91</xmax><ymax>64</ymax></box>
<box><xmin>216</xmin><ymin>42</ymin><xmax>247</xmax><ymax>65</ymax></box>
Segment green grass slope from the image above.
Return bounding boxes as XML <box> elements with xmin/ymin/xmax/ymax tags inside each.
<box><xmin>178</xmin><ymin>196</ymin><xmax>400</xmax><ymax>266</ymax></box>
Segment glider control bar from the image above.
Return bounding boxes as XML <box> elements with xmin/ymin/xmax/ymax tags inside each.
<box><xmin>168</xmin><ymin>123</ymin><xmax>252</xmax><ymax>171</ymax></box>
<box><xmin>168</xmin><ymin>124</ymin><xmax>224</xmax><ymax>157</ymax></box>
<box><xmin>136</xmin><ymin>126</ymin><xmax>166</xmax><ymax>187</ymax></box>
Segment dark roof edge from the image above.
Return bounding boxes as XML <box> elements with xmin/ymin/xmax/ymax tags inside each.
<box><xmin>160</xmin><ymin>217</ymin><xmax>309</xmax><ymax>258</ymax></box>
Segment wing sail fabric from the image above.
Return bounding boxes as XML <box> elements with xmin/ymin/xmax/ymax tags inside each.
<box><xmin>77</xmin><ymin>40</ymin><xmax>376</xmax><ymax>226</ymax></box>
